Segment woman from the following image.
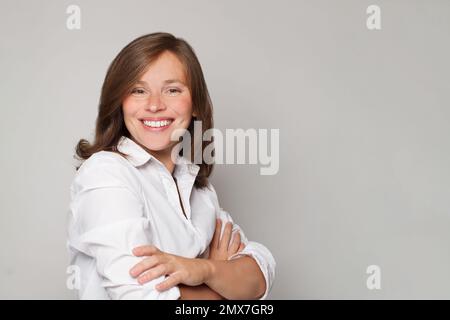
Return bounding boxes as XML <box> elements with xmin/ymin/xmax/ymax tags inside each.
<box><xmin>67</xmin><ymin>32</ymin><xmax>276</xmax><ymax>300</ymax></box>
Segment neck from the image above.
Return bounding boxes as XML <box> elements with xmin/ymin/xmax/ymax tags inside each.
<box><xmin>149</xmin><ymin>148</ymin><xmax>175</xmax><ymax>174</ymax></box>
<box><xmin>130</xmin><ymin>137</ymin><xmax>176</xmax><ymax>174</ymax></box>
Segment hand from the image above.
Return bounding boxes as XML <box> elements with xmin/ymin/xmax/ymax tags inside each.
<box><xmin>130</xmin><ymin>245</ymin><xmax>211</xmax><ymax>292</ymax></box>
<box><xmin>208</xmin><ymin>219</ymin><xmax>245</xmax><ymax>261</ymax></box>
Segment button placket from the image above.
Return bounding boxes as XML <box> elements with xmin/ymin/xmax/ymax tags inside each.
<box><xmin>174</xmin><ymin>176</ymin><xmax>193</xmax><ymax>220</ymax></box>
<box><xmin>158</xmin><ymin>171</ymin><xmax>189</xmax><ymax>222</ymax></box>
<box><xmin>160</xmin><ymin>175</ymin><xmax>178</xmax><ymax>211</ymax></box>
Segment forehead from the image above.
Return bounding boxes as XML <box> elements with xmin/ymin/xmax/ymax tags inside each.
<box><xmin>139</xmin><ymin>51</ymin><xmax>187</xmax><ymax>83</ymax></box>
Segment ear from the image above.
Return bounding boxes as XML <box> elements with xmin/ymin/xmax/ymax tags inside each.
<box><xmin>192</xmin><ymin>111</ymin><xmax>198</xmax><ymax>118</ymax></box>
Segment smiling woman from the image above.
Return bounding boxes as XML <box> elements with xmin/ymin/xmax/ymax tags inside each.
<box><xmin>68</xmin><ymin>32</ymin><xmax>276</xmax><ymax>300</ymax></box>
<box><xmin>121</xmin><ymin>50</ymin><xmax>195</xmax><ymax>172</ymax></box>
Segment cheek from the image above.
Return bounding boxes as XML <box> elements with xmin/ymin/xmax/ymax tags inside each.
<box><xmin>172</xmin><ymin>96</ymin><xmax>193</xmax><ymax>118</ymax></box>
<box><xmin>122</xmin><ymin>98</ymin><xmax>140</xmax><ymax>121</ymax></box>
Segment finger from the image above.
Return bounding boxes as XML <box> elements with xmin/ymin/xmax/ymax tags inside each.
<box><xmin>155</xmin><ymin>273</ymin><xmax>182</xmax><ymax>292</ymax></box>
<box><xmin>210</xmin><ymin>219</ymin><xmax>222</xmax><ymax>249</ymax></box>
<box><xmin>219</xmin><ymin>222</ymin><xmax>233</xmax><ymax>250</ymax></box>
<box><xmin>130</xmin><ymin>256</ymin><xmax>159</xmax><ymax>278</ymax></box>
<box><xmin>238</xmin><ymin>243</ymin><xmax>246</xmax><ymax>252</ymax></box>
<box><xmin>132</xmin><ymin>245</ymin><xmax>159</xmax><ymax>257</ymax></box>
<box><xmin>137</xmin><ymin>264</ymin><xmax>168</xmax><ymax>285</ymax></box>
<box><xmin>228</xmin><ymin>231</ymin><xmax>241</xmax><ymax>253</ymax></box>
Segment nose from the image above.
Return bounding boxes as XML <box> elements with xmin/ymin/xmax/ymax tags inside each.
<box><xmin>145</xmin><ymin>94</ymin><xmax>166</xmax><ymax>113</ymax></box>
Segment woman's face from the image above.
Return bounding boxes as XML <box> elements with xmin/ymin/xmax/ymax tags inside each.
<box><xmin>122</xmin><ymin>51</ymin><xmax>194</xmax><ymax>154</ymax></box>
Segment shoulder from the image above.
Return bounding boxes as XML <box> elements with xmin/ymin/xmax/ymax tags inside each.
<box><xmin>71</xmin><ymin>151</ymin><xmax>142</xmax><ymax>195</ymax></box>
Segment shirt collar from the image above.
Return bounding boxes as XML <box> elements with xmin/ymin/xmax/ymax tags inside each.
<box><xmin>174</xmin><ymin>152</ymin><xmax>201</xmax><ymax>177</ymax></box>
<box><xmin>117</xmin><ymin>136</ymin><xmax>200</xmax><ymax>176</ymax></box>
<box><xmin>117</xmin><ymin>136</ymin><xmax>153</xmax><ymax>167</ymax></box>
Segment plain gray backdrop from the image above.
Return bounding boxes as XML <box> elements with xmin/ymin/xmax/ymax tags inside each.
<box><xmin>1</xmin><ymin>0</ymin><xmax>449</xmax><ymax>299</ymax></box>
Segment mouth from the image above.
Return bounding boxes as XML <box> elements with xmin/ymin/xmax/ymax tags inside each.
<box><xmin>140</xmin><ymin>118</ymin><xmax>174</xmax><ymax>131</ymax></box>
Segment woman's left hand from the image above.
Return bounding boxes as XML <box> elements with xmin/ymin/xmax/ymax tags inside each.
<box><xmin>129</xmin><ymin>245</ymin><xmax>211</xmax><ymax>292</ymax></box>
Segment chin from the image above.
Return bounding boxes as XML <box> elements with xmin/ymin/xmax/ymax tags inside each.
<box><xmin>147</xmin><ymin>145</ymin><xmax>171</xmax><ymax>152</ymax></box>
<box><xmin>141</xmin><ymin>140</ymin><xmax>173</xmax><ymax>153</ymax></box>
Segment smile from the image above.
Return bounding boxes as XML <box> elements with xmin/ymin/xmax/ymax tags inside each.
<box><xmin>140</xmin><ymin>118</ymin><xmax>174</xmax><ymax>131</ymax></box>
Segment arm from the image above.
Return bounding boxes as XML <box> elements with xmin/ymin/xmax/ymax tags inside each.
<box><xmin>131</xmin><ymin>244</ymin><xmax>266</xmax><ymax>300</ymax></box>
<box><xmin>71</xmin><ymin>156</ymin><xmax>180</xmax><ymax>299</ymax></box>
<box><xmin>202</xmin><ymin>218</ymin><xmax>266</xmax><ymax>300</ymax></box>
<box><xmin>178</xmin><ymin>284</ymin><xmax>225</xmax><ymax>300</ymax></box>
<box><xmin>204</xmin><ymin>256</ymin><xmax>266</xmax><ymax>300</ymax></box>
<box><xmin>210</xmin><ymin>214</ymin><xmax>276</xmax><ymax>300</ymax></box>
<box><xmin>175</xmin><ymin>219</ymin><xmax>269</xmax><ymax>300</ymax></box>
<box><xmin>177</xmin><ymin>219</ymin><xmax>246</xmax><ymax>300</ymax></box>
<box><xmin>210</xmin><ymin>183</ymin><xmax>276</xmax><ymax>300</ymax></box>
<box><xmin>128</xmin><ymin>185</ymin><xmax>276</xmax><ymax>300</ymax></box>
<box><xmin>131</xmin><ymin>219</ymin><xmax>245</xmax><ymax>300</ymax></box>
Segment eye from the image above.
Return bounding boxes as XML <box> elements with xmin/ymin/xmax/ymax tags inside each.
<box><xmin>165</xmin><ymin>88</ymin><xmax>182</xmax><ymax>96</ymax></box>
<box><xmin>131</xmin><ymin>87</ymin><xmax>148</xmax><ymax>95</ymax></box>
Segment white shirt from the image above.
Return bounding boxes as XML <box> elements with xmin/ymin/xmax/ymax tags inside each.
<box><xmin>67</xmin><ymin>136</ymin><xmax>276</xmax><ymax>300</ymax></box>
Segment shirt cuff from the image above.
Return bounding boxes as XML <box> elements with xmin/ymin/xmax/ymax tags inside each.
<box><xmin>227</xmin><ymin>241</ymin><xmax>275</xmax><ymax>300</ymax></box>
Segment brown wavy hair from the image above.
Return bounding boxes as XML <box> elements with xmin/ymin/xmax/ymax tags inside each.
<box><xmin>75</xmin><ymin>32</ymin><xmax>214</xmax><ymax>188</ymax></box>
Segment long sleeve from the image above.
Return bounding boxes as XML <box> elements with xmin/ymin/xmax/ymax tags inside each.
<box><xmin>69</xmin><ymin>154</ymin><xmax>180</xmax><ymax>300</ymax></box>
<box><xmin>207</xmin><ymin>183</ymin><xmax>276</xmax><ymax>300</ymax></box>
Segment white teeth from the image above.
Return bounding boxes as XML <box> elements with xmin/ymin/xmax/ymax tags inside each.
<box><xmin>143</xmin><ymin>120</ymin><xmax>172</xmax><ymax>128</ymax></box>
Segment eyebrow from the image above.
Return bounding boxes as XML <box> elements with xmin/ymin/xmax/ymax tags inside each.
<box><xmin>135</xmin><ymin>79</ymin><xmax>187</xmax><ymax>86</ymax></box>
<box><xmin>163</xmin><ymin>79</ymin><xmax>186</xmax><ymax>85</ymax></box>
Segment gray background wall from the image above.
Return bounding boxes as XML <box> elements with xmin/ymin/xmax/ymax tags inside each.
<box><xmin>1</xmin><ymin>0</ymin><xmax>449</xmax><ymax>299</ymax></box>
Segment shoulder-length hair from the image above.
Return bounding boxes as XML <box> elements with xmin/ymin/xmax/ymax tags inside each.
<box><xmin>75</xmin><ymin>32</ymin><xmax>214</xmax><ymax>189</ymax></box>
